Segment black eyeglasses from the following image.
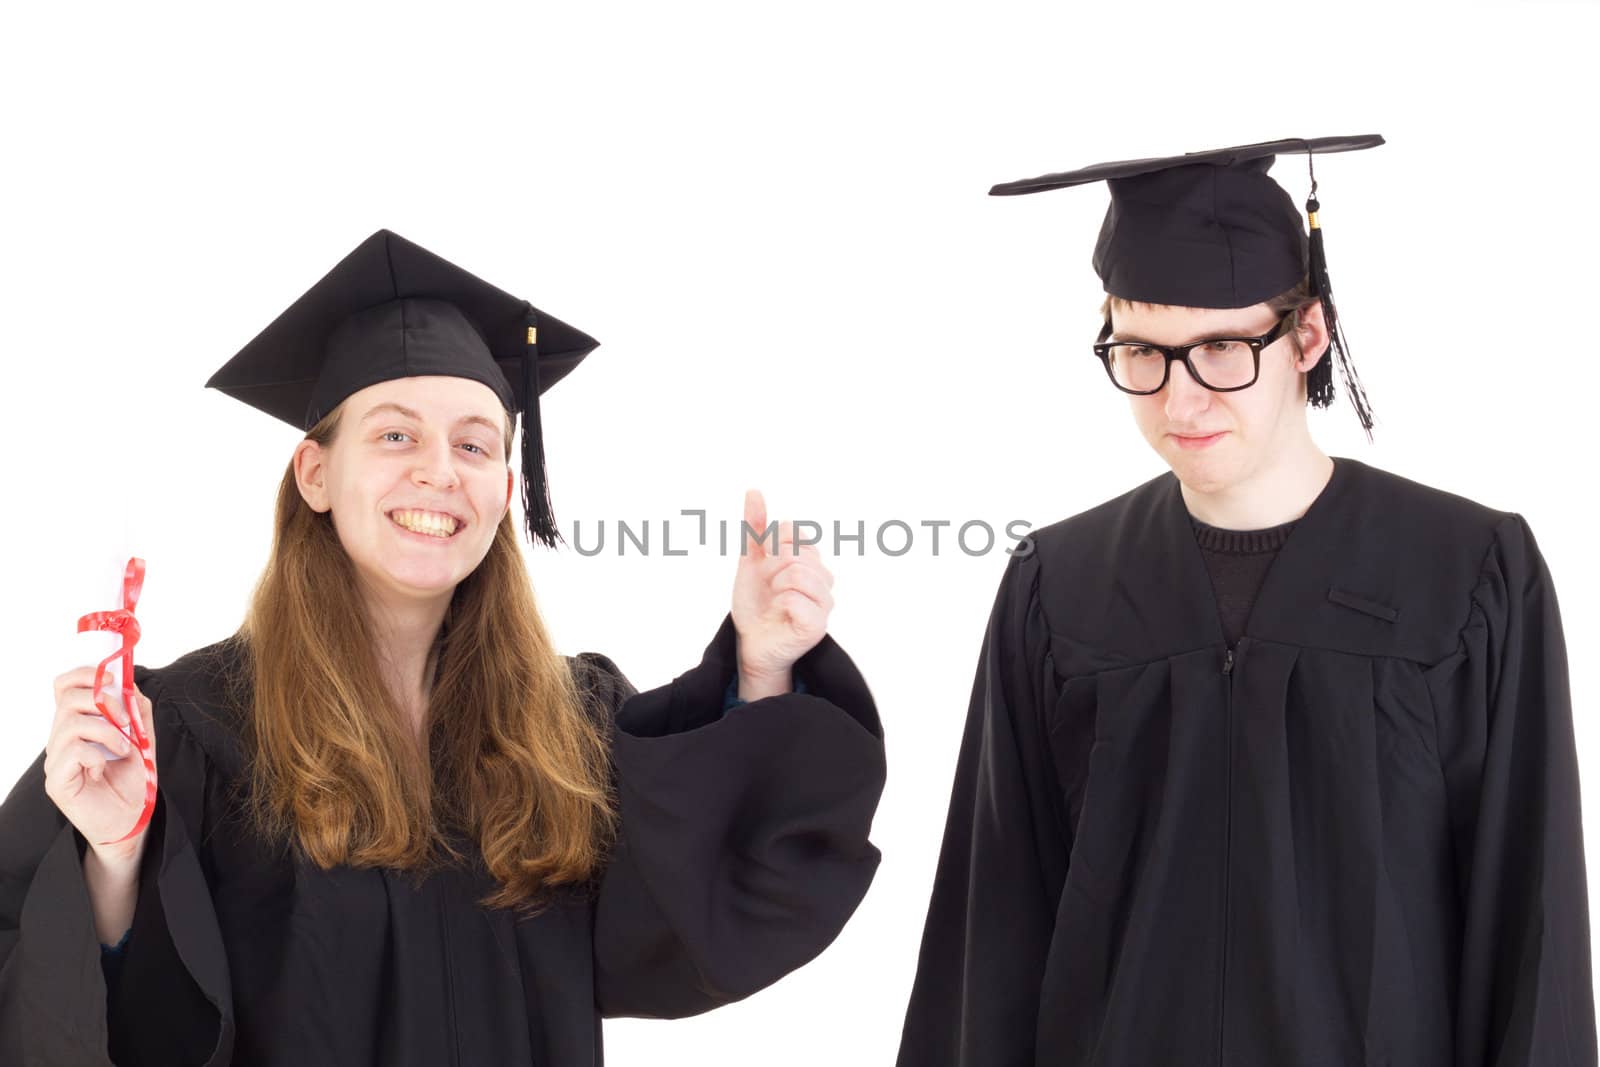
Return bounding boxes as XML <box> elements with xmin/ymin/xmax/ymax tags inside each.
<box><xmin>1092</xmin><ymin>311</ymin><xmax>1296</xmax><ymax>394</ymax></box>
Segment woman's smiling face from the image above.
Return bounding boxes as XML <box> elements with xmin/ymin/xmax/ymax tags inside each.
<box><xmin>292</xmin><ymin>375</ymin><xmax>514</xmax><ymax>609</ymax></box>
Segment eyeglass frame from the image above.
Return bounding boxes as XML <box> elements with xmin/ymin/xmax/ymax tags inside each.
<box><xmin>1091</xmin><ymin>311</ymin><xmax>1297</xmax><ymax>395</ymax></box>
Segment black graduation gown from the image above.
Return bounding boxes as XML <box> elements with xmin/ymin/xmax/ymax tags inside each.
<box><xmin>897</xmin><ymin>456</ymin><xmax>1597</xmax><ymax>1066</ymax></box>
<box><xmin>0</xmin><ymin>614</ymin><xmax>885</xmax><ymax>1066</ymax></box>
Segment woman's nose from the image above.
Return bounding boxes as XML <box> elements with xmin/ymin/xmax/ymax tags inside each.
<box><xmin>412</xmin><ymin>442</ymin><xmax>459</xmax><ymax>489</ymax></box>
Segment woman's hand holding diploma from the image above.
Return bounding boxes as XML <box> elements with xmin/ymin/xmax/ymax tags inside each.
<box><xmin>40</xmin><ymin>557</ymin><xmax>157</xmax><ymax>945</ymax></box>
<box><xmin>44</xmin><ymin>668</ymin><xmax>156</xmax><ymax>943</ymax></box>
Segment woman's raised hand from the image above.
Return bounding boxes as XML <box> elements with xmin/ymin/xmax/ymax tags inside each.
<box><xmin>730</xmin><ymin>489</ymin><xmax>835</xmax><ymax>700</ymax></box>
<box><xmin>44</xmin><ymin>667</ymin><xmax>155</xmax><ymax>867</ymax></box>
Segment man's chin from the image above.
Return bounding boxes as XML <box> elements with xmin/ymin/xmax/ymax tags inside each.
<box><xmin>1166</xmin><ymin>450</ymin><xmax>1240</xmax><ymax>493</ymax></box>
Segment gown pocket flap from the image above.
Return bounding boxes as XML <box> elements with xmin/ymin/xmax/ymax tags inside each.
<box><xmin>1326</xmin><ymin>585</ymin><xmax>1400</xmax><ymax>622</ymax></box>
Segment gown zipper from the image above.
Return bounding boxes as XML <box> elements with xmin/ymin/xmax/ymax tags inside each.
<box><xmin>1217</xmin><ymin>641</ymin><xmax>1236</xmax><ymax>1067</ymax></box>
<box><xmin>438</xmin><ymin>872</ymin><xmax>463</xmax><ymax>1067</ymax></box>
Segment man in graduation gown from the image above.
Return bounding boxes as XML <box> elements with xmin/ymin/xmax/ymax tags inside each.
<box><xmin>896</xmin><ymin>136</ymin><xmax>1598</xmax><ymax>1065</ymax></box>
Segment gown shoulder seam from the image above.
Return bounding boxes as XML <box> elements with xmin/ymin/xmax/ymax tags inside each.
<box><xmin>1448</xmin><ymin>511</ymin><xmax>1526</xmax><ymax>647</ymax></box>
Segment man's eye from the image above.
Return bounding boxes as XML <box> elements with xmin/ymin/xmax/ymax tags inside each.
<box><xmin>380</xmin><ymin>431</ymin><xmax>411</xmax><ymax>443</ymax></box>
<box><xmin>459</xmin><ymin>442</ymin><xmax>486</xmax><ymax>456</ymax></box>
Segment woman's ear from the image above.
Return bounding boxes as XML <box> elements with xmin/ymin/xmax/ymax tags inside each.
<box><xmin>1294</xmin><ymin>299</ymin><xmax>1332</xmax><ymax>372</ymax></box>
<box><xmin>293</xmin><ymin>438</ymin><xmax>332</xmax><ymax>513</ymax></box>
<box><xmin>505</xmin><ymin>468</ymin><xmax>514</xmax><ymax>511</ymax></box>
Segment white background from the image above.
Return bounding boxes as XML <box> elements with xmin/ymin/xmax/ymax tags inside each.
<box><xmin>3</xmin><ymin>2</ymin><xmax>1597</xmax><ymax>1063</ymax></box>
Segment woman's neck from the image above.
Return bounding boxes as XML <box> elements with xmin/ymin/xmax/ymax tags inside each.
<box><xmin>360</xmin><ymin>586</ymin><xmax>450</xmax><ymax>736</ymax></box>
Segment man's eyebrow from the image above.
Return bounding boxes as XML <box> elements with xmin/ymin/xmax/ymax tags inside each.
<box><xmin>1108</xmin><ymin>325</ymin><xmax>1259</xmax><ymax>344</ymax></box>
<box><xmin>360</xmin><ymin>402</ymin><xmax>503</xmax><ymax>435</ymax></box>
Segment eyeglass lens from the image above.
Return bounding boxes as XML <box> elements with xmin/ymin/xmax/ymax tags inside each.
<box><xmin>1104</xmin><ymin>340</ymin><xmax>1256</xmax><ymax>392</ymax></box>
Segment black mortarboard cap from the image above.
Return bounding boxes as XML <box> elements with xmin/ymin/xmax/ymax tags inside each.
<box><xmin>991</xmin><ymin>135</ymin><xmax>1383</xmax><ymax>438</ymax></box>
<box><xmin>206</xmin><ymin>229</ymin><xmax>599</xmax><ymax>547</ymax></box>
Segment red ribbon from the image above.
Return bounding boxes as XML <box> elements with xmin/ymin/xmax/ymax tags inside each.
<box><xmin>75</xmin><ymin>557</ymin><xmax>156</xmax><ymax>845</ymax></box>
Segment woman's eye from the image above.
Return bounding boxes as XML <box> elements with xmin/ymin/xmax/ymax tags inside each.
<box><xmin>380</xmin><ymin>428</ymin><xmax>486</xmax><ymax>454</ymax></box>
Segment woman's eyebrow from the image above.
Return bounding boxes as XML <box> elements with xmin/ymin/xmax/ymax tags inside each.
<box><xmin>361</xmin><ymin>402</ymin><xmax>500</xmax><ymax>434</ymax></box>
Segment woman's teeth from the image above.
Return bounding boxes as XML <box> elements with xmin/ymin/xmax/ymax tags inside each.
<box><xmin>390</xmin><ymin>509</ymin><xmax>459</xmax><ymax>538</ymax></box>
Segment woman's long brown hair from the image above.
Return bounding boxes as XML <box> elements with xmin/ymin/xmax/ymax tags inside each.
<box><xmin>236</xmin><ymin>403</ymin><xmax>617</xmax><ymax>915</ymax></box>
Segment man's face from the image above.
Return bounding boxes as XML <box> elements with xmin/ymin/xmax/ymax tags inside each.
<box><xmin>1109</xmin><ymin>299</ymin><xmax>1326</xmax><ymax>493</ymax></box>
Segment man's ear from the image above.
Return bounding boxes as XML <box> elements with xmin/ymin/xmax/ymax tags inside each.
<box><xmin>1294</xmin><ymin>299</ymin><xmax>1332</xmax><ymax>372</ymax></box>
<box><xmin>293</xmin><ymin>439</ymin><xmax>332</xmax><ymax>513</ymax></box>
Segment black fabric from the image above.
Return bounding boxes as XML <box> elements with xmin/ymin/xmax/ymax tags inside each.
<box><xmin>2</xmin><ymin>616</ymin><xmax>885</xmax><ymax>1065</ymax></box>
<box><xmin>990</xmin><ymin>136</ymin><xmax>1385</xmax><ymax>195</ymax></box>
<box><xmin>1189</xmin><ymin>515</ymin><xmax>1298</xmax><ymax>648</ymax></box>
<box><xmin>897</xmin><ymin>455</ymin><xmax>1597</xmax><ymax>1065</ymax></box>
<box><xmin>987</xmin><ymin>135</ymin><xmax>1383</xmax><ymax>308</ymax></box>
<box><xmin>99</xmin><ymin>926</ymin><xmax>131</xmax><ymax>1011</ymax></box>
<box><xmin>204</xmin><ymin>229</ymin><xmax>596</xmax><ymax>432</ymax></box>
<box><xmin>93</xmin><ymin>670</ymin><xmax>819</xmax><ymax>1002</ymax></box>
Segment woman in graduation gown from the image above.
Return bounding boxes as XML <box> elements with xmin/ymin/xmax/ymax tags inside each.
<box><xmin>897</xmin><ymin>137</ymin><xmax>1597</xmax><ymax>1065</ymax></box>
<box><xmin>0</xmin><ymin>229</ymin><xmax>886</xmax><ymax>1066</ymax></box>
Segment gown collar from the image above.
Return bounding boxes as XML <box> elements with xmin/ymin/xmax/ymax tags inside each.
<box><xmin>1101</xmin><ymin>455</ymin><xmax>1358</xmax><ymax>662</ymax></box>
<box><xmin>1158</xmin><ymin>454</ymin><xmax>1358</xmax><ymax>653</ymax></box>
<box><xmin>1038</xmin><ymin>453</ymin><xmax>1466</xmax><ymax>679</ymax></box>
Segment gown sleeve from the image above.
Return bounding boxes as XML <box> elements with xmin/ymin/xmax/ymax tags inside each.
<box><xmin>1427</xmin><ymin>513</ymin><xmax>1599</xmax><ymax>1065</ymax></box>
<box><xmin>586</xmin><ymin>612</ymin><xmax>886</xmax><ymax>1019</ymax></box>
<box><xmin>0</xmin><ymin>667</ymin><xmax>235</xmax><ymax>1066</ymax></box>
<box><xmin>895</xmin><ymin>550</ymin><xmax>1069</xmax><ymax>1066</ymax></box>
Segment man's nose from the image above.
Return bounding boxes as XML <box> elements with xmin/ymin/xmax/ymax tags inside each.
<box><xmin>1163</xmin><ymin>358</ymin><xmax>1212</xmax><ymax>419</ymax></box>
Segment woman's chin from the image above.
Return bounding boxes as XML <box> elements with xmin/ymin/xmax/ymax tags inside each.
<box><xmin>373</xmin><ymin>563</ymin><xmax>469</xmax><ymax>602</ymax></box>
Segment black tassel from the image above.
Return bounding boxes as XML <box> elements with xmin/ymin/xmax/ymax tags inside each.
<box><xmin>1306</xmin><ymin>194</ymin><xmax>1376</xmax><ymax>441</ymax></box>
<box><xmin>520</xmin><ymin>308</ymin><xmax>562</xmax><ymax>548</ymax></box>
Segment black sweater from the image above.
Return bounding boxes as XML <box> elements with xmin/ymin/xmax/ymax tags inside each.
<box><xmin>1189</xmin><ymin>514</ymin><xmax>1298</xmax><ymax>647</ymax></box>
